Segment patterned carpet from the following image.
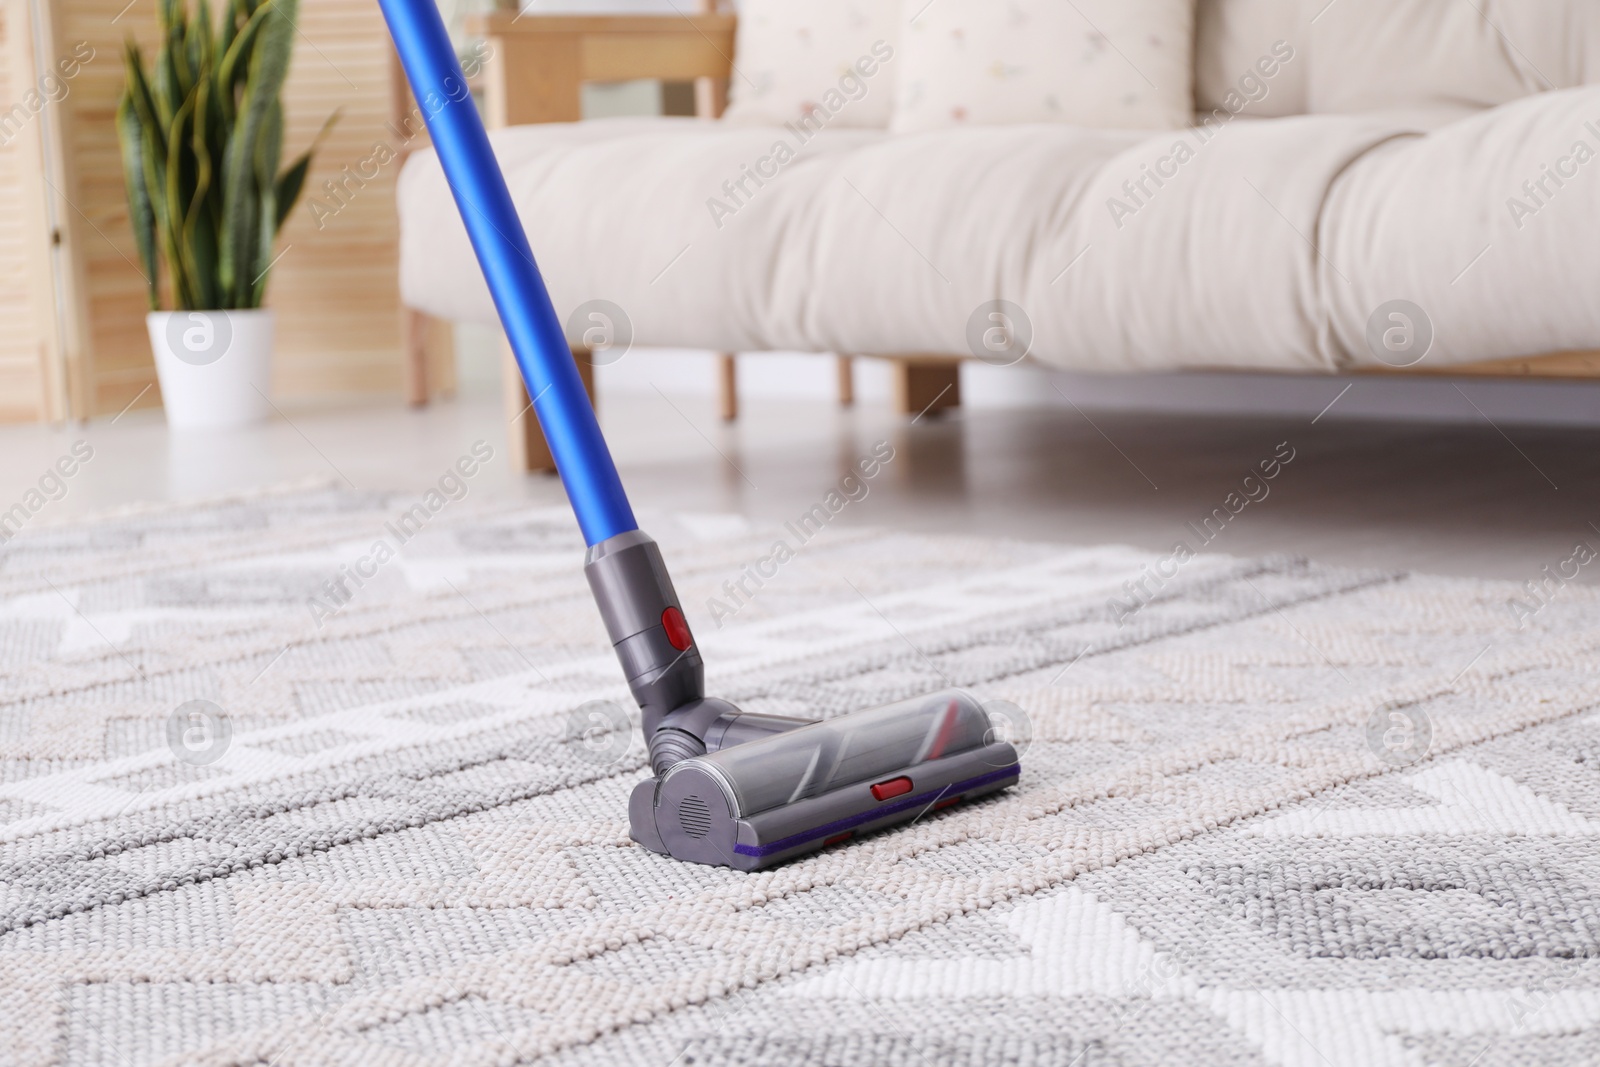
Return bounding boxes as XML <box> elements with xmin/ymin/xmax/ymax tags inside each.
<box><xmin>2</xmin><ymin>484</ymin><xmax>1599</xmax><ymax>1066</ymax></box>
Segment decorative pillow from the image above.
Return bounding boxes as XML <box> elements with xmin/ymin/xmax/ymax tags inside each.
<box><xmin>890</xmin><ymin>0</ymin><xmax>1196</xmax><ymax>133</ymax></box>
<box><xmin>722</xmin><ymin>0</ymin><xmax>903</xmax><ymax>129</ymax></box>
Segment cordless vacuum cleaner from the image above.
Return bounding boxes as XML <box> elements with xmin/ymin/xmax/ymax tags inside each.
<box><xmin>379</xmin><ymin>0</ymin><xmax>1021</xmax><ymax>869</ymax></box>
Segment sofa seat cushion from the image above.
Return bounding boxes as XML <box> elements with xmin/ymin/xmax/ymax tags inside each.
<box><xmin>1324</xmin><ymin>86</ymin><xmax>1600</xmax><ymax>369</ymax></box>
<box><xmin>398</xmin><ymin>100</ymin><xmax>1600</xmax><ymax>374</ymax></box>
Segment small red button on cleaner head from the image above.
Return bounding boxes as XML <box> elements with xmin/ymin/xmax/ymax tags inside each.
<box><xmin>871</xmin><ymin>776</ymin><xmax>914</xmax><ymax>801</ymax></box>
<box><xmin>661</xmin><ymin>606</ymin><xmax>692</xmax><ymax>651</ymax></box>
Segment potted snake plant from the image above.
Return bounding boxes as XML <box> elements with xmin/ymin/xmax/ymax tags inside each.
<box><xmin>117</xmin><ymin>0</ymin><xmax>333</xmax><ymax>428</ymax></box>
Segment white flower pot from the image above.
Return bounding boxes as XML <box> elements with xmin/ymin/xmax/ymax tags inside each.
<box><xmin>147</xmin><ymin>309</ymin><xmax>275</xmax><ymax>429</ymax></box>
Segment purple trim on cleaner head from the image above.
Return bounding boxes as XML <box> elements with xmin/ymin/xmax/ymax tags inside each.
<box><xmin>732</xmin><ymin>765</ymin><xmax>1021</xmax><ymax>859</ymax></box>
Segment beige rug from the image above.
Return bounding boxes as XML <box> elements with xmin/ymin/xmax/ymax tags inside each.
<box><xmin>2</xmin><ymin>485</ymin><xmax>1598</xmax><ymax>1066</ymax></box>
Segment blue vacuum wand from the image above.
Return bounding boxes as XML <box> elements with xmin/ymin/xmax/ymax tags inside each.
<box><xmin>378</xmin><ymin>0</ymin><xmax>1020</xmax><ymax>869</ymax></box>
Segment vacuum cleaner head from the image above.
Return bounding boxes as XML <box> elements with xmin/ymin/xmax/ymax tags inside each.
<box><xmin>629</xmin><ymin>689</ymin><xmax>1020</xmax><ymax>870</ymax></box>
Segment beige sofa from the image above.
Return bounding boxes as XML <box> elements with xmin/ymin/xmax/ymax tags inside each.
<box><xmin>396</xmin><ymin>1</ymin><xmax>1600</xmax><ymax>470</ymax></box>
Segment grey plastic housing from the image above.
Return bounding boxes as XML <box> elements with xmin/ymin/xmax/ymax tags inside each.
<box><xmin>628</xmin><ymin>690</ymin><xmax>1021</xmax><ymax>870</ymax></box>
<box><xmin>584</xmin><ymin>531</ymin><xmax>705</xmax><ymax>743</ymax></box>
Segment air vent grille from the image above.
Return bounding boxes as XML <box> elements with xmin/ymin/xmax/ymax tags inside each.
<box><xmin>678</xmin><ymin>795</ymin><xmax>712</xmax><ymax>839</ymax></box>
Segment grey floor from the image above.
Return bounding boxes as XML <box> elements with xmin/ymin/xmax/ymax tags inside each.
<box><xmin>1</xmin><ymin>387</ymin><xmax>1593</xmax><ymax>584</ymax></box>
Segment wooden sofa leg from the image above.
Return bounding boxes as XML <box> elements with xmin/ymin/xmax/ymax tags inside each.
<box><xmin>404</xmin><ymin>308</ymin><xmax>432</xmax><ymax>407</ymax></box>
<box><xmin>836</xmin><ymin>355</ymin><xmax>854</xmax><ymax>407</ymax></box>
<box><xmin>693</xmin><ymin>0</ymin><xmax>728</xmax><ymax>120</ymax></box>
<box><xmin>718</xmin><ymin>353</ymin><xmax>738</xmax><ymax>421</ymax></box>
<box><xmin>892</xmin><ymin>358</ymin><xmax>961</xmax><ymax>418</ymax></box>
<box><xmin>502</xmin><ymin>334</ymin><xmax>597</xmax><ymax>473</ymax></box>
<box><xmin>694</xmin><ymin>79</ymin><xmax>728</xmax><ymax>120</ymax></box>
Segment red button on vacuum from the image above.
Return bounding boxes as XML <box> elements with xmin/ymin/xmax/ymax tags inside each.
<box><xmin>661</xmin><ymin>606</ymin><xmax>693</xmax><ymax>651</ymax></box>
<box><xmin>870</xmin><ymin>776</ymin><xmax>913</xmax><ymax>801</ymax></box>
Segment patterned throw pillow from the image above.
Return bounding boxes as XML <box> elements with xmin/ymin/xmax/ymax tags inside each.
<box><xmin>722</xmin><ymin>0</ymin><xmax>903</xmax><ymax>129</ymax></box>
<box><xmin>890</xmin><ymin>0</ymin><xmax>1196</xmax><ymax>133</ymax></box>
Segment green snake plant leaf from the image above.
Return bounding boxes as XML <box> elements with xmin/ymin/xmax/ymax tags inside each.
<box><xmin>158</xmin><ymin>0</ymin><xmax>181</xmax><ymax>35</ymax></box>
<box><xmin>191</xmin><ymin>0</ymin><xmax>213</xmax><ymax>74</ymax></box>
<box><xmin>115</xmin><ymin>93</ymin><xmax>161</xmax><ymax>310</ymax></box>
<box><xmin>179</xmin><ymin>8</ymin><xmax>199</xmax><ymax>94</ymax></box>
<box><xmin>124</xmin><ymin>45</ymin><xmax>168</xmax><ymax>165</ymax></box>
<box><xmin>248</xmin><ymin>98</ymin><xmax>283</xmax><ymax>307</ymax></box>
<box><xmin>272</xmin><ymin>107</ymin><xmax>338</xmax><ymax>233</ymax></box>
<box><xmin>203</xmin><ymin>66</ymin><xmax>228</xmax><ymax>231</ymax></box>
<box><xmin>215</xmin><ymin>1</ymin><xmax>271</xmax><ymax>125</ymax></box>
<box><xmin>163</xmin><ymin>86</ymin><xmax>201</xmax><ymax>309</ymax></box>
<box><xmin>219</xmin><ymin>0</ymin><xmax>297</xmax><ymax>305</ymax></box>
<box><xmin>155</xmin><ymin>24</ymin><xmax>180</xmax><ymax>127</ymax></box>
<box><xmin>165</xmin><ymin>0</ymin><xmax>199</xmax><ymax>120</ymax></box>
<box><xmin>182</xmin><ymin>66</ymin><xmax>220</xmax><ymax>308</ymax></box>
<box><xmin>219</xmin><ymin>0</ymin><xmax>243</xmax><ymax>65</ymax></box>
<box><xmin>123</xmin><ymin>49</ymin><xmax>173</xmax><ymax>297</ymax></box>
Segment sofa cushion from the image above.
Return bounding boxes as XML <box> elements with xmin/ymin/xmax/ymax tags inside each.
<box><xmin>722</xmin><ymin>0</ymin><xmax>902</xmax><ymax>129</ymax></box>
<box><xmin>397</xmin><ymin>97</ymin><xmax>1600</xmax><ymax>375</ymax></box>
<box><xmin>1193</xmin><ymin>0</ymin><xmax>1307</xmax><ymax>118</ymax></box>
<box><xmin>1322</xmin><ymin>86</ymin><xmax>1600</xmax><ymax>368</ymax></box>
<box><xmin>1308</xmin><ymin>0</ymin><xmax>1600</xmax><ymax>114</ymax></box>
<box><xmin>888</xmin><ymin>0</ymin><xmax>1195</xmax><ymax>133</ymax></box>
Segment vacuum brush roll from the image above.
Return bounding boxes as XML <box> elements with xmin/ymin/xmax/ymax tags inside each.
<box><xmin>630</xmin><ymin>689</ymin><xmax>1021</xmax><ymax>870</ymax></box>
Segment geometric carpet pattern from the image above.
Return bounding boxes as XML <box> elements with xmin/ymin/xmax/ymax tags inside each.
<box><xmin>1</xmin><ymin>485</ymin><xmax>1597</xmax><ymax>1065</ymax></box>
